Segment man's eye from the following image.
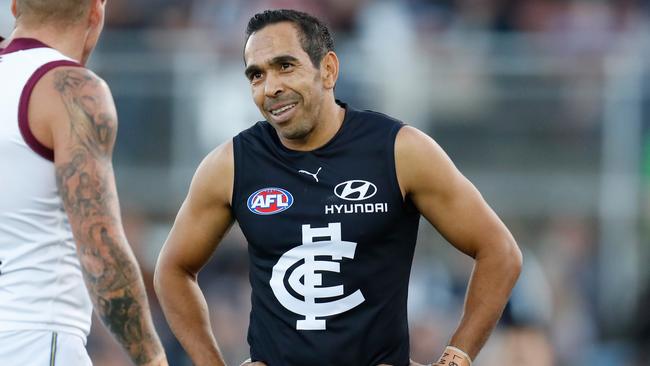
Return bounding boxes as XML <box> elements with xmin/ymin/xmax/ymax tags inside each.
<box><xmin>251</xmin><ymin>72</ymin><xmax>262</xmax><ymax>81</ymax></box>
<box><xmin>281</xmin><ymin>63</ymin><xmax>292</xmax><ymax>70</ymax></box>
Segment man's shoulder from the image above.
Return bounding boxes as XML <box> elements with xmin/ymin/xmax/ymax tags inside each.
<box><xmin>346</xmin><ymin>104</ymin><xmax>405</xmax><ymax>130</ymax></box>
<box><xmin>238</xmin><ymin>120</ymin><xmax>271</xmax><ymax>136</ymax></box>
<box><xmin>340</xmin><ymin>104</ymin><xmax>406</xmax><ymax>143</ymax></box>
<box><xmin>234</xmin><ymin>120</ymin><xmax>275</xmax><ymax>147</ymax></box>
<box><xmin>34</xmin><ymin>66</ymin><xmax>111</xmax><ymax>113</ymax></box>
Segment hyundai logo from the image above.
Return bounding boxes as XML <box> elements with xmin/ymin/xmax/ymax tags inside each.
<box><xmin>334</xmin><ymin>180</ymin><xmax>377</xmax><ymax>201</ymax></box>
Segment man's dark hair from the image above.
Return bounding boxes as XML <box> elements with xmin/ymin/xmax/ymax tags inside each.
<box><xmin>246</xmin><ymin>9</ymin><xmax>335</xmax><ymax>67</ymax></box>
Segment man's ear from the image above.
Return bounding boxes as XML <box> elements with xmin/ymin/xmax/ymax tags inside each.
<box><xmin>320</xmin><ymin>51</ymin><xmax>340</xmax><ymax>90</ymax></box>
<box><xmin>88</xmin><ymin>0</ymin><xmax>104</xmax><ymax>27</ymax></box>
<box><xmin>11</xmin><ymin>0</ymin><xmax>18</xmax><ymax>18</ymax></box>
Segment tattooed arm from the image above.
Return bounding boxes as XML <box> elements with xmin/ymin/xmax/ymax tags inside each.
<box><xmin>29</xmin><ymin>67</ymin><xmax>167</xmax><ymax>365</ymax></box>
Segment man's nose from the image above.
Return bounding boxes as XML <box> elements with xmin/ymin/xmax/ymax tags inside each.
<box><xmin>264</xmin><ymin>73</ymin><xmax>283</xmax><ymax>98</ymax></box>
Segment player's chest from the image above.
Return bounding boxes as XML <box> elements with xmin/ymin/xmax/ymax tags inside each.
<box><xmin>234</xmin><ymin>166</ymin><xmax>401</xmax><ymax>254</ymax></box>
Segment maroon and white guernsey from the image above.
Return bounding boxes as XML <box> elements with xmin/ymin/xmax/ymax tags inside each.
<box><xmin>0</xmin><ymin>38</ymin><xmax>92</xmax><ymax>341</ymax></box>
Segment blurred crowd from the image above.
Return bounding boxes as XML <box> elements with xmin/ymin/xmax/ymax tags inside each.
<box><xmin>105</xmin><ymin>0</ymin><xmax>648</xmax><ymax>34</ymax></box>
<box><xmin>81</xmin><ymin>1</ymin><xmax>650</xmax><ymax>366</ymax></box>
<box><xmin>2</xmin><ymin>1</ymin><xmax>649</xmax><ymax>365</ymax></box>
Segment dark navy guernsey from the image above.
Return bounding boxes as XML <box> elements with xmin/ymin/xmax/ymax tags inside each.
<box><xmin>232</xmin><ymin>101</ymin><xmax>421</xmax><ymax>366</ymax></box>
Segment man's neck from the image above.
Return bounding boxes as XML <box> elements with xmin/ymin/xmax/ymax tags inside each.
<box><xmin>280</xmin><ymin>97</ymin><xmax>346</xmax><ymax>152</ymax></box>
<box><xmin>10</xmin><ymin>25</ymin><xmax>87</xmax><ymax>63</ymax></box>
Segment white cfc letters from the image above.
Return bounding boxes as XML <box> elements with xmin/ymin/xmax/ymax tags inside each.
<box><xmin>270</xmin><ymin>222</ymin><xmax>365</xmax><ymax>330</ymax></box>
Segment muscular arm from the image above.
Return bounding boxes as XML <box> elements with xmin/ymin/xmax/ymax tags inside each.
<box><xmin>33</xmin><ymin>67</ymin><xmax>166</xmax><ymax>365</ymax></box>
<box><xmin>154</xmin><ymin>142</ymin><xmax>235</xmax><ymax>366</ymax></box>
<box><xmin>395</xmin><ymin>126</ymin><xmax>522</xmax><ymax>361</ymax></box>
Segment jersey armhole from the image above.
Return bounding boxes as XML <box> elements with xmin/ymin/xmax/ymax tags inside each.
<box><xmin>387</xmin><ymin>122</ymin><xmax>406</xmax><ymax>204</ymax></box>
<box><xmin>231</xmin><ymin>135</ymin><xmax>242</xmax><ymax>215</ymax></box>
<box><xmin>18</xmin><ymin>60</ymin><xmax>84</xmax><ymax>162</ymax></box>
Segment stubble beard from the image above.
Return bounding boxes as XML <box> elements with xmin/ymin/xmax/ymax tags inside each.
<box><xmin>280</xmin><ymin>119</ymin><xmax>315</xmax><ymax>141</ymax></box>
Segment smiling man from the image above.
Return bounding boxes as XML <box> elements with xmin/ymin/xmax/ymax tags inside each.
<box><xmin>155</xmin><ymin>9</ymin><xmax>522</xmax><ymax>366</ymax></box>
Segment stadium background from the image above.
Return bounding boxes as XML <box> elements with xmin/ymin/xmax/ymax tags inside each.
<box><xmin>2</xmin><ymin>0</ymin><xmax>650</xmax><ymax>365</ymax></box>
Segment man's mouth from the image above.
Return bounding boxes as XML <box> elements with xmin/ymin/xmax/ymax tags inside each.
<box><xmin>270</xmin><ymin>103</ymin><xmax>297</xmax><ymax>117</ymax></box>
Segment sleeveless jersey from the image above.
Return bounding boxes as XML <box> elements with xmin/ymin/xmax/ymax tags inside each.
<box><xmin>232</xmin><ymin>102</ymin><xmax>420</xmax><ymax>366</ymax></box>
<box><xmin>0</xmin><ymin>38</ymin><xmax>92</xmax><ymax>340</ymax></box>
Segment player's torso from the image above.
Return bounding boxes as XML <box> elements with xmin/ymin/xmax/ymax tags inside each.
<box><xmin>232</xmin><ymin>104</ymin><xmax>420</xmax><ymax>366</ymax></box>
<box><xmin>0</xmin><ymin>39</ymin><xmax>91</xmax><ymax>339</ymax></box>
<box><xmin>0</xmin><ymin>44</ymin><xmax>63</xmax><ymax>218</ymax></box>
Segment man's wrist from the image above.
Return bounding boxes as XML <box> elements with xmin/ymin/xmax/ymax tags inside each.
<box><xmin>433</xmin><ymin>345</ymin><xmax>472</xmax><ymax>366</ymax></box>
<box><xmin>141</xmin><ymin>354</ymin><xmax>168</xmax><ymax>366</ymax></box>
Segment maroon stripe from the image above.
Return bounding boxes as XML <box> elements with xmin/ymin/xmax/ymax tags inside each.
<box><xmin>18</xmin><ymin>60</ymin><xmax>84</xmax><ymax>162</ymax></box>
<box><xmin>0</xmin><ymin>38</ymin><xmax>51</xmax><ymax>55</ymax></box>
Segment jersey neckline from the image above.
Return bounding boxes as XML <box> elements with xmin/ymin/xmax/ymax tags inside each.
<box><xmin>0</xmin><ymin>37</ymin><xmax>52</xmax><ymax>55</ymax></box>
<box><xmin>266</xmin><ymin>100</ymin><xmax>355</xmax><ymax>154</ymax></box>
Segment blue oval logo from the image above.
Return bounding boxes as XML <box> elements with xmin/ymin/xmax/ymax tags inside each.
<box><xmin>247</xmin><ymin>187</ymin><xmax>294</xmax><ymax>215</ymax></box>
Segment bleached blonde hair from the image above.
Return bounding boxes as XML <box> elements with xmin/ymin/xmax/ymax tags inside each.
<box><xmin>16</xmin><ymin>0</ymin><xmax>93</xmax><ymax>27</ymax></box>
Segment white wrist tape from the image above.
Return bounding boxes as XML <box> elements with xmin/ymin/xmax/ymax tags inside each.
<box><xmin>435</xmin><ymin>345</ymin><xmax>472</xmax><ymax>366</ymax></box>
<box><xmin>445</xmin><ymin>346</ymin><xmax>472</xmax><ymax>365</ymax></box>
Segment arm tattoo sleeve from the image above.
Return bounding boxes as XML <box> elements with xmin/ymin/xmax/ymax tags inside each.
<box><xmin>53</xmin><ymin>69</ymin><xmax>163</xmax><ymax>365</ymax></box>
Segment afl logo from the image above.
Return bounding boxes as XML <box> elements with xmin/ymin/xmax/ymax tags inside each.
<box><xmin>334</xmin><ymin>180</ymin><xmax>377</xmax><ymax>201</ymax></box>
<box><xmin>247</xmin><ymin>187</ymin><xmax>294</xmax><ymax>215</ymax></box>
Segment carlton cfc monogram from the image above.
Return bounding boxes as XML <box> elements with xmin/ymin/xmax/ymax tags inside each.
<box><xmin>270</xmin><ymin>222</ymin><xmax>365</xmax><ymax>330</ymax></box>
